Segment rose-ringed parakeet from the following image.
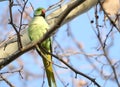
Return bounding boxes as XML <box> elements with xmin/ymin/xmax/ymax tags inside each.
<box><xmin>28</xmin><ymin>7</ymin><xmax>56</xmax><ymax>87</ymax></box>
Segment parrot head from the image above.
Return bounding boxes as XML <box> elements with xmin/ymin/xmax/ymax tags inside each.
<box><xmin>34</xmin><ymin>7</ymin><xmax>46</xmax><ymax>18</ymax></box>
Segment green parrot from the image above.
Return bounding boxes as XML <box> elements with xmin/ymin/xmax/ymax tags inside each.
<box><xmin>28</xmin><ymin>7</ymin><xmax>57</xmax><ymax>87</ymax></box>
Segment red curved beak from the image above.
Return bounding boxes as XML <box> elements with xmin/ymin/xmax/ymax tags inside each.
<box><xmin>42</xmin><ymin>9</ymin><xmax>46</xmax><ymax>14</ymax></box>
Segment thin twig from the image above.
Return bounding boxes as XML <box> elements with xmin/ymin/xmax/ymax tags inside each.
<box><xmin>19</xmin><ymin>0</ymin><xmax>28</xmax><ymax>32</ymax></box>
<box><xmin>9</xmin><ymin>0</ymin><xmax>22</xmax><ymax>49</ymax></box>
<box><xmin>95</xmin><ymin>1</ymin><xmax>120</xmax><ymax>86</ymax></box>
<box><xmin>0</xmin><ymin>75</ymin><xmax>15</xmax><ymax>87</ymax></box>
<box><xmin>47</xmin><ymin>0</ymin><xmax>64</xmax><ymax>11</ymax></box>
<box><xmin>42</xmin><ymin>48</ymin><xmax>101</xmax><ymax>87</ymax></box>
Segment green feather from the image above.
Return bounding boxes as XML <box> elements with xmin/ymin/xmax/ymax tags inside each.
<box><xmin>28</xmin><ymin>8</ymin><xmax>56</xmax><ymax>87</ymax></box>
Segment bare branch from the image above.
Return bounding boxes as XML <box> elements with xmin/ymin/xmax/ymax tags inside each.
<box><xmin>0</xmin><ymin>75</ymin><xmax>15</xmax><ymax>87</ymax></box>
<box><xmin>0</xmin><ymin>0</ymin><xmax>98</xmax><ymax>69</ymax></box>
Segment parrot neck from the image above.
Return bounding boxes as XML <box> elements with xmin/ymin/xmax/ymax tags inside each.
<box><xmin>34</xmin><ymin>14</ymin><xmax>45</xmax><ymax>18</ymax></box>
<box><xmin>32</xmin><ymin>16</ymin><xmax>47</xmax><ymax>24</ymax></box>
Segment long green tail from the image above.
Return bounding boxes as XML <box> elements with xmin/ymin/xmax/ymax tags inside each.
<box><xmin>36</xmin><ymin>45</ymin><xmax>57</xmax><ymax>87</ymax></box>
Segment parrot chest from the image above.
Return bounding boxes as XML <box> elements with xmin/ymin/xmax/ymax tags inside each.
<box><xmin>28</xmin><ymin>16</ymin><xmax>50</xmax><ymax>49</ymax></box>
<box><xmin>28</xmin><ymin>16</ymin><xmax>49</xmax><ymax>41</ymax></box>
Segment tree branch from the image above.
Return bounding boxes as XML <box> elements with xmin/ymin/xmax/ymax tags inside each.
<box><xmin>0</xmin><ymin>0</ymin><xmax>99</xmax><ymax>69</ymax></box>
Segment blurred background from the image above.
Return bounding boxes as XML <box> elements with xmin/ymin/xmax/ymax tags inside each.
<box><xmin>0</xmin><ymin>0</ymin><xmax>120</xmax><ymax>87</ymax></box>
